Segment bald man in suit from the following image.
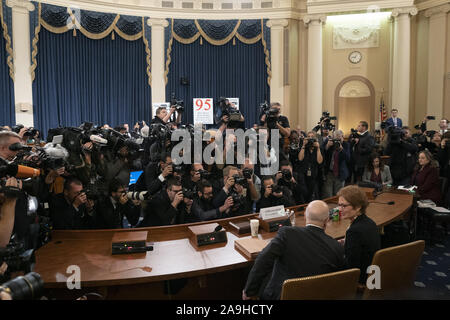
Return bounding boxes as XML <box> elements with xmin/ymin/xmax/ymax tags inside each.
<box><xmin>242</xmin><ymin>200</ymin><xmax>345</xmax><ymax>300</ymax></box>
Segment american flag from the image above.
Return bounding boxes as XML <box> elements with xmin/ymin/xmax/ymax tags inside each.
<box><xmin>380</xmin><ymin>96</ymin><xmax>387</xmax><ymax>122</ymax></box>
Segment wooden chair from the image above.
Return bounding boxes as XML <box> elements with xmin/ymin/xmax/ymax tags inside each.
<box><xmin>362</xmin><ymin>240</ymin><xmax>425</xmax><ymax>299</ymax></box>
<box><xmin>280</xmin><ymin>268</ymin><xmax>361</xmax><ymax>300</ymax></box>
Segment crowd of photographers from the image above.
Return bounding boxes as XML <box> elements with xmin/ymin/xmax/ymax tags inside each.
<box><xmin>0</xmin><ymin>96</ymin><xmax>450</xmax><ymax>299</ymax></box>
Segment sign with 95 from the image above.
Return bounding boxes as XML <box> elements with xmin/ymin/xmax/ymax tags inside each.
<box><xmin>193</xmin><ymin>98</ymin><xmax>214</xmax><ymax>125</ymax></box>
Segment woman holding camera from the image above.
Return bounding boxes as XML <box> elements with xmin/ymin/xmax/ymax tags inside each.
<box><xmin>298</xmin><ymin>131</ymin><xmax>323</xmax><ymax>201</ymax></box>
<box><xmin>362</xmin><ymin>154</ymin><xmax>393</xmax><ymax>187</ymax></box>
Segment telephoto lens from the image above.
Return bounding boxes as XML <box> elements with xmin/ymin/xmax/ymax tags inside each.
<box><xmin>0</xmin><ymin>272</ymin><xmax>44</xmax><ymax>300</ymax></box>
<box><xmin>126</xmin><ymin>191</ymin><xmax>150</xmax><ymax>201</ymax></box>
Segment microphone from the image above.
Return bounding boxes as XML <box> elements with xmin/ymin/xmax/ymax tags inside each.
<box><xmin>9</xmin><ymin>143</ymin><xmax>32</xmax><ymax>152</ymax></box>
<box><xmin>370</xmin><ymin>201</ymin><xmax>395</xmax><ymax>205</ymax></box>
<box><xmin>89</xmin><ymin>135</ymin><xmax>108</xmax><ymax>145</ymax></box>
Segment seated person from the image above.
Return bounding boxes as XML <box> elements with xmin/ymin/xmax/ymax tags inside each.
<box><xmin>212</xmin><ymin>166</ymin><xmax>252</xmax><ymax>217</ymax></box>
<box><xmin>256</xmin><ymin>176</ymin><xmax>295</xmax><ymax>212</ymax></box>
<box><xmin>182</xmin><ymin>163</ymin><xmax>203</xmax><ymax>191</ymax></box>
<box><xmin>192</xmin><ymin>180</ymin><xmax>233</xmax><ymax>221</ymax></box>
<box><xmin>95</xmin><ymin>178</ymin><xmax>141</xmax><ymax>229</ymax></box>
<box><xmin>49</xmin><ymin>178</ymin><xmax>95</xmax><ymax>230</ymax></box>
<box><xmin>138</xmin><ymin>177</ymin><xmax>189</xmax><ymax>227</ymax></box>
<box><xmin>337</xmin><ymin>185</ymin><xmax>380</xmax><ymax>284</ymax></box>
<box><xmin>242</xmin><ymin>200</ymin><xmax>345</xmax><ymax>300</ymax></box>
<box><xmin>411</xmin><ymin>150</ymin><xmax>442</xmax><ymax>205</ymax></box>
<box><xmin>362</xmin><ymin>154</ymin><xmax>393</xmax><ymax>187</ymax></box>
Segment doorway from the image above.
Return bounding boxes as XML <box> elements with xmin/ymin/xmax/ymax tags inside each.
<box><xmin>334</xmin><ymin>76</ymin><xmax>375</xmax><ymax>137</ymax></box>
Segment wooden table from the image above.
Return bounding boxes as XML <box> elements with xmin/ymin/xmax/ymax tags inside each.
<box><xmin>33</xmin><ymin>190</ymin><xmax>413</xmax><ymax>299</ymax></box>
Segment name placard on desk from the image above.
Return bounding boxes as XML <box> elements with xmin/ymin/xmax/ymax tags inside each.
<box><xmin>259</xmin><ymin>205</ymin><xmax>285</xmax><ymax>220</ymax></box>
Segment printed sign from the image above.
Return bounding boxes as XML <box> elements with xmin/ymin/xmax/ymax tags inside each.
<box><xmin>193</xmin><ymin>98</ymin><xmax>214</xmax><ymax>124</ymax></box>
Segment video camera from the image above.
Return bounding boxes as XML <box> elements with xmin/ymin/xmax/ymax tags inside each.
<box><xmin>259</xmin><ymin>101</ymin><xmax>280</xmax><ymax>130</ymax></box>
<box><xmin>315</xmin><ymin>111</ymin><xmax>336</xmax><ymax>131</ymax></box>
<box><xmin>219</xmin><ymin>97</ymin><xmax>244</xmax><ymax>129</ymax></box>
<box><xmin>12</xmin><ymin>124</ymin><xmax>38</xmax><ymax>138</ymax></box>
<box><xmin>386</xmin><ymin>125</ymin><xmax>405</xmax><ymax>144</ymax></box>
<box><xmin>170</xmin><ymin>92</ymin><xmax>184</xmax><ymax>113</ymax></box>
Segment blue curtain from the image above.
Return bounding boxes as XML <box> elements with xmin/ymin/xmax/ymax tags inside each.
<box><xmin>32</xmin><ymin>28</ymin><xmax>151</xmax><ymax>137</ymax></box>
<box><xmin>0</xmin><ymin>21</ymin><xmax>15</xmax><ymax>126</ymax></box>
<box><xmin>166</xmin><ymin>38</ymin><xmax>269</xmax><ymax>128</ymax></box>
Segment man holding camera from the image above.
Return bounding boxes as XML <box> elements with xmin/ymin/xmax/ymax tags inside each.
<box><xmin>135</xmin><ymin>153</ymin><xmax>177</xmax><ymax>195</ymax></box>
<box><xmin>384</xmin><ymin>126</ymin><xmax>418</xmax><ymax>185</ymax></box>
<box><xmin>298</xmin><ymin>131</ymin><xmax>323</xmax><ymax>201</ymax></box>
<box><xmin>256</xmin><ymin>176</ymin><xmax>295</xmax><ymax>212</ymax></box>
<box><xmin>49</xmin><ymin>178</ymin><xmax>95</xmax><ymax>230</ymax></box>
<box><xmin>94</xmin><ymin>178</ymin><xmax>141</xmax><ymax>229</ymax></box>
<box><xmin>350</xmin><ymin>121</ymin><xmax>375</xmax><ymax>182</ymax></box>
<box><xmin>259</xmin><ymin>102</ymin><xmax>291</xmax><ymax>161</ymax></box>
<box><xmin>322</xmin><ymin>130</ymin><xmax>351</xmax><ymax>198</ymax></box>
<box><xmin>192</xmin><ymin>180</ymin><xmax>233</xmax><ymax>221</ymax></box>
<box><xmin>151</xmin><ymin>106</ymin><xmax>177</xmax><ymax>125</ymax></box>
<box><xmin>139</xmin><ymin>177</ymin><xmax>189</xmax><ymax>226</ymax></box>
<box><xmin>212</xmin><ymin>166</ymin><xmax>252</xmax><ymax>217</ymax></box>
<box><xmin>274</xmin><ymin>160</ymin><xmax>307</xmax><ymax>205</ymax></box>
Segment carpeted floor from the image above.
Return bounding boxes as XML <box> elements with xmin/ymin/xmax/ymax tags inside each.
<box><xmin>412</xmin><ymin>231</ymin><xmax>450</xmax><ymax>299</ymax></box>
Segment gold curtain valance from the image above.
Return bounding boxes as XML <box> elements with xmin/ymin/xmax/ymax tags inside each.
<box><xmin>0</xmin><ymin>2</ymin><xmax>14</xmax><ymax>81</ymax></box>
<box><xmin>30</xmin><ymin>3</ymin><xmax>151</xmax><ymax>87</ymax></box>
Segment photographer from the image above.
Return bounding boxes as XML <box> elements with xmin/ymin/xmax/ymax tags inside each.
<box><xmin>192</xmin><ymin>180</ymin><xmax>233</xmax><ymax>221</ymax></box>
<box><xmin>241</xmin><ymin>158</ymin><xmax>261</xmax><ymax>202</ymax></box>
<box><xmin>135</xmin><ymin>153</ymin><xmax>177</xmax><ymax>195</ymax></box>
<box><xmin>259</xmin><ymin>102</ymin><xmax>291</xmax><ymax>161</ymax></box>
<box><xmin>48</xmin><ymin>177</ymin><xmax>95</xmax><ymax>230</ymax></box>
<box><xmin>0</xmin><ymin>131</ymin><xmax>23</xmax><ymax>164</ymax></box>
<box><xmin>94</xmin><ymin>178</ymin><xmax>141</xmax><ymax>229</ymax></box>
<box><xmin>256</xmin><ymin>176</ymin><xmax>295</xmax><ymax>212</ymax></box>
<box><xmin>138</xmin><ymin>177</ymin><xmax>188</xmax><ymax>227</ymax></box>
<box><xmin>384</xmin><ymin>126</ymin><xmax>418</xmax><ymax>186</ymax></box>
<box><xmin>298</xmin><ymin>131</ymin><xmax>323</xmax><ymax>201</ymax></box>
<box><xmin>151</xmin><ymin>106</ymin><xmax>177</xmax><ymax>126</ymax></box>
<box><xmin>350</xmin><ymin>121</ymin><xmax>375</xmax><ymax>182</ymax></box>
<box><xmin>322</xmin><ymin>130</ymin><xmax>351</xmax><ymax>198</ymax></box>
<box><xmin>274</xmin><ymin>160</ymin><xmax>307</xmax><ymax>205</ymax></box>
<box><xmin>212</xmin><ymin>166</ymin><xmax>252</xmax><ymax>217</ymax></box>
<box><xmin>0</xmin><ymin>177</ymin><xmax>22</xmax><ymax>247</ymax></box>
<box><xmin>215</xmin><ymin>98</ymin><xmax>245</xmax><ymax>130</ymax></box>
<box><xmin>182</xmin><ymin>163</ymin><xmax>204</xmax><ymax>192</ymax></box>
<box><xmin>287</xmin><ymin>130</ymin><xmax>302</xmax><ymax>171</ymax></box>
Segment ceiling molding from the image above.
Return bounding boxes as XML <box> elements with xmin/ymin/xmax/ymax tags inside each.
<box><xmin>307</xmin><ymin>0</ymin><xmax>414</xmax><ymax>14</ymax></box>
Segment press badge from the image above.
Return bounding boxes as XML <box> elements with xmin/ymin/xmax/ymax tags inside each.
<box><xmin>307</xmin><ymin>169</ymin><xmax>312</xmax><ymax>177</ymax></box>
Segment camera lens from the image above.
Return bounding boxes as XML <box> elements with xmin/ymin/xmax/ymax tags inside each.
<box><xmin>1</xmin><ymin>272</ymin><xmax>44</xmax><ymax>300</ymax></box>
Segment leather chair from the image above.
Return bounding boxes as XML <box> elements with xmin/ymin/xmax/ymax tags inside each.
<box><xmin>280</xmin><ymin>268</ymin><xmax>360</xmax><ymax>300</ymax></box>
<box><xmin>361</xmin><ymin>240</ymin><xmax>425</xmax><ymax>300</ymax></box>
<box><xmin>423</xmin><ymin>177</ymin><xmax>449</xmax><ymax>243</ymax></box>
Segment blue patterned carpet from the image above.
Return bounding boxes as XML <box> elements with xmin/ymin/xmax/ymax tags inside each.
<box><xmin>413</xmin><ymin>232</ymin><xmax>450</xmax><ymax>299</ymax></box>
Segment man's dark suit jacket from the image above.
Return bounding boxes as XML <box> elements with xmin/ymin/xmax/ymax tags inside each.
<box><xmin>351</xmin><ymin>131</ymin><xmax>375</xmax><ymax>169</ymax></box>
<box><xmin>244</xmin><ymin>225</ymin><xmax>345</xmax><ymax>300</ymax></box>
<box><xmin>344</xmin><ymin>214</ymin><xmax>380</xmax><ymax>283</ymax></box>
<box><xmin>95</xmin><ymin>196</ymin><xmax>141</xmax><ymax>229</ymax></box>
<box><xmin>49</xmin><ymin>194</ymin><xmax>94</xmax><ymax>230</ymax></box>
<box><xmin>386</xmin><ymin>117</ymin><xmax>403</xmax><ymax>128</ymax></box>
<box><xmin>135</xmin><ymin>162</ymin><xmax>164</xmax><ymax>195</ymax></box>
<box><xmin>138</xmin><ymin>189</ymin><xmax>181</xmax><ymax>227</ymax></box>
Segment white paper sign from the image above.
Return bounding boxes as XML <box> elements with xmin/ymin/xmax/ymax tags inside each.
<box><xmin>227</xmin><ymin>98</ymin><xmax>239</xmax><ymax>110</ymax></box>
<box><xmin>193</xmin><ymin>98</ymin><xmax>214</xmax><ymax>125</ymax></box>
<box><xmin>152</xmin><ymin>102</ymin><xmax>178</xmax><ymax>120</ymax></box>
<box><xmin>259</xmin><ymin>205</ymin><xmax>286</xmax><ymax>220</ymax></box>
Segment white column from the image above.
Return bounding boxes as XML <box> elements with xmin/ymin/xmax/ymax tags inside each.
<box><xmin>6</xmin><ymin>0</ymin><xmax>34</xmax><ymax>127</ymax></box>
<box><xmin>147</xmin><ymin>18</ymin><xmax>169</xmax><ymax>105</ymax></box>
<box><xmin>391</xmin><ymin>6</ymin><xmax>417</xmax><ymax>126</ymax></box>
<box><xmin>303</xmin><ymin>14</ymin><xmax>326</xmax><ymax>132</ymax></box>
<box><xmin>267</xmin><ymin>19</ymin><xmax>288</xmax><ymax>107</ymax></box>
<box><xmin>425</xmin><ymin>4</ymin><xmax>450</xmax><ymax>129</ymax></box>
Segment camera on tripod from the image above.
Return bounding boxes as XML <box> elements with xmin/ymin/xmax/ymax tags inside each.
<box><xmin>219</xmin><ymin>97</ymin><xmax>243</xmax><ymax>128</ymax></box>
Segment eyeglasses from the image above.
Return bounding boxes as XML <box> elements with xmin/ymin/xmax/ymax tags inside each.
<box><xmin>338</xmin><ymin>203</ymin><xmax>351</xmax><ymax>208</ymax></box>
